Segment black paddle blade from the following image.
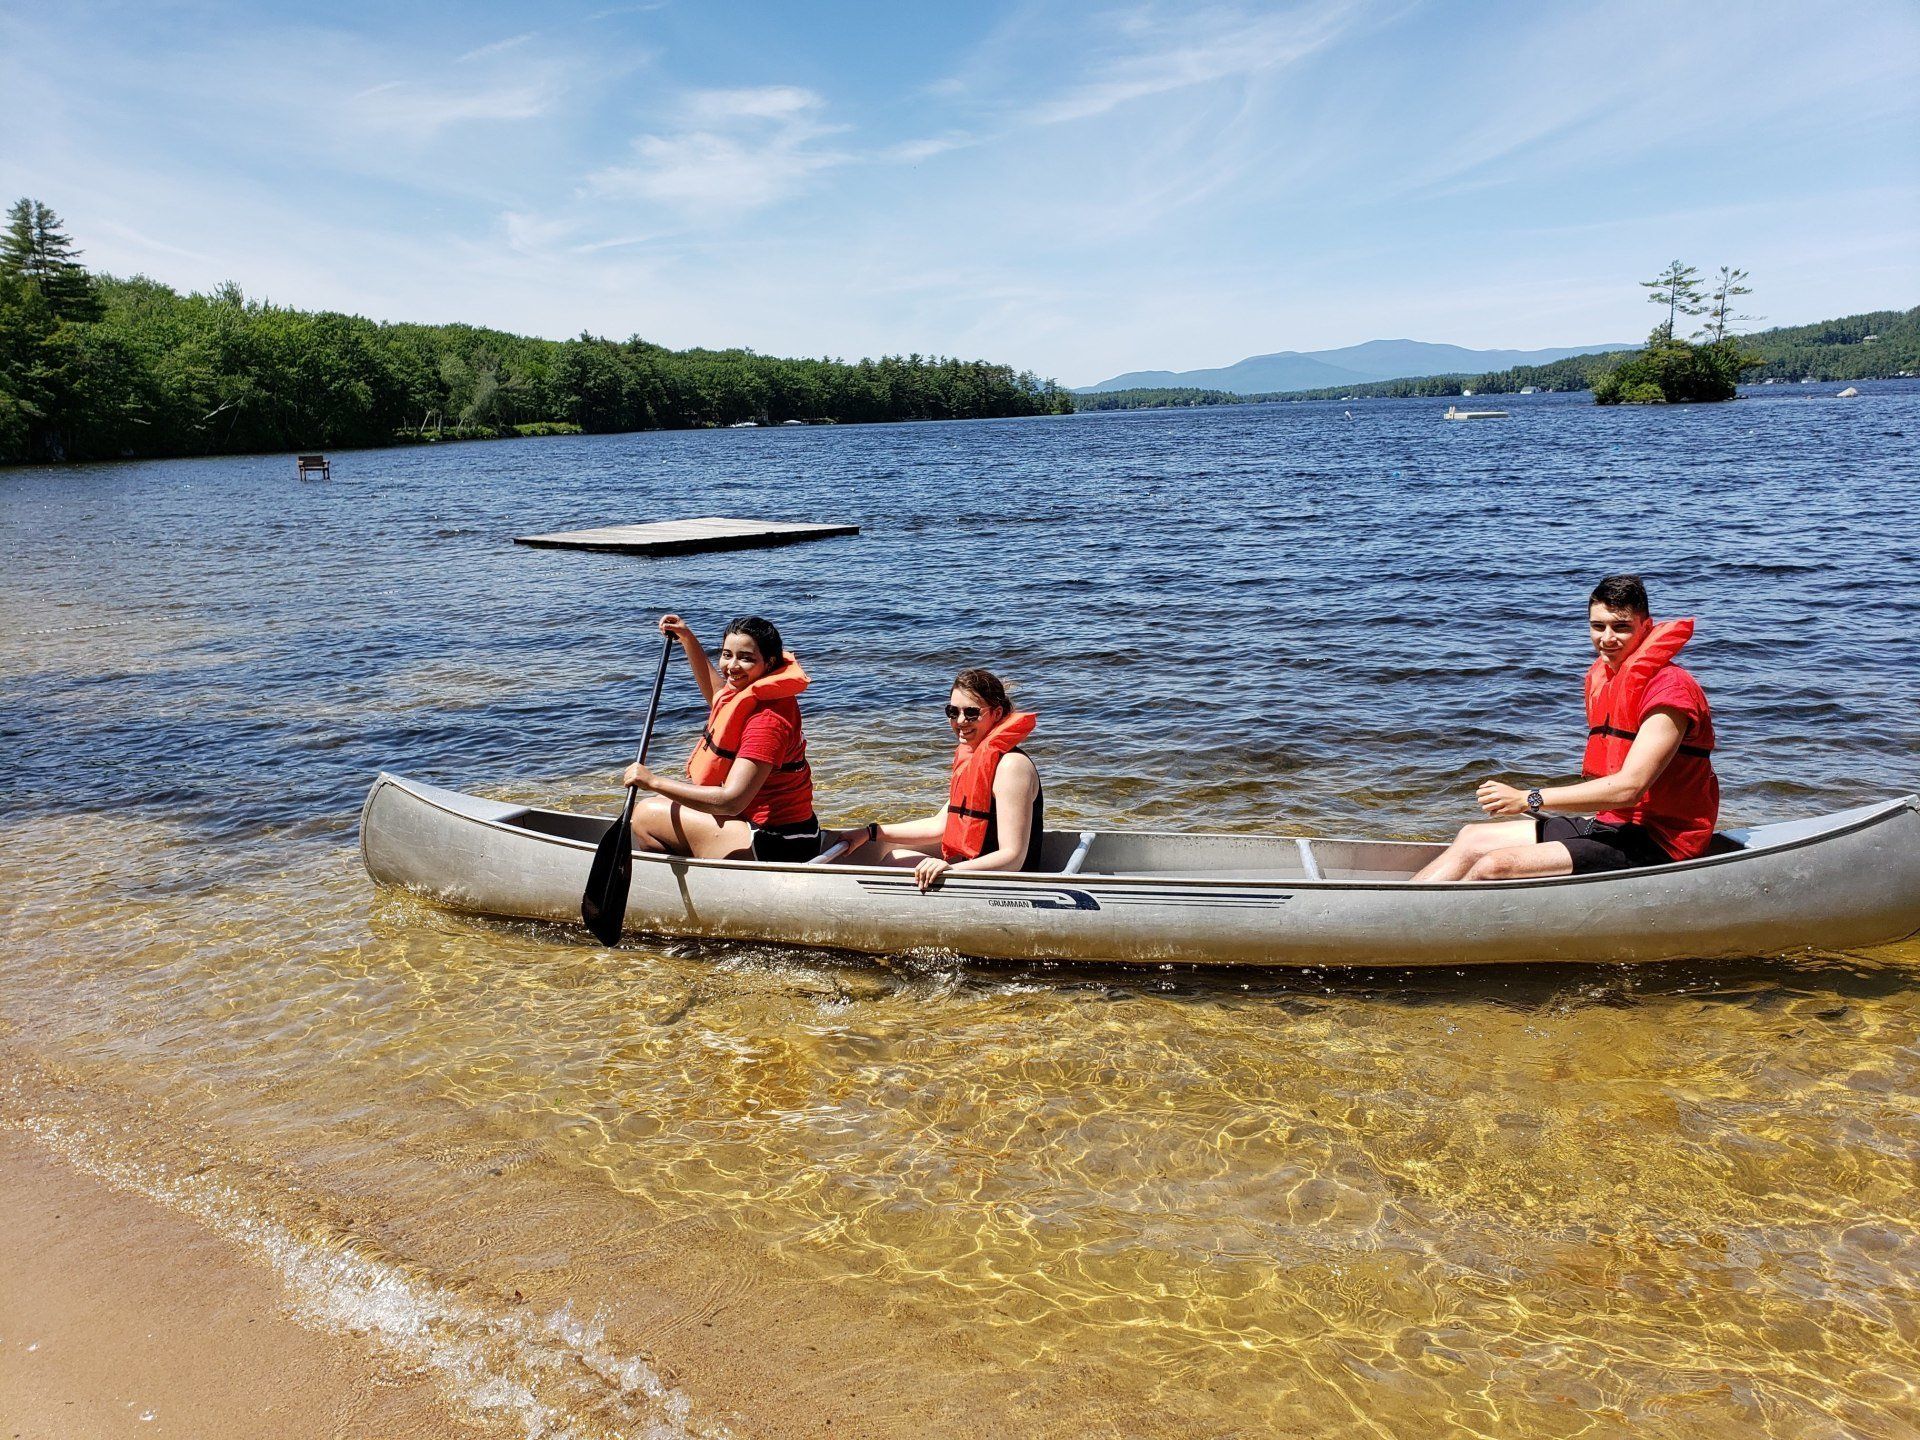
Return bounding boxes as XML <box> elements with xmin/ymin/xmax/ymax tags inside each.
<box><xmin>581</xmin><ymin>794</ymin><xmax>636</xmax><ymax>945</ymax></box>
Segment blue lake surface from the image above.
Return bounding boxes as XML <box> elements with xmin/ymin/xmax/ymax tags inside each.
<box><xmin>4</xmin><ymin>380</ymin><xmax>1920</xmax><ymax>1439</ymax></box>
<box><xmin>5</xmin><ymin>381</ymin><xmax>1917</xmax><ymax>844</ymax></box>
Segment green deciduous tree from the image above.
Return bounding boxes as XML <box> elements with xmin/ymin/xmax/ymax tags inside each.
<box><xmin>0</xmin><ymin>201</ymin><xmax>1074</xmax><ymax>464</ymax></box>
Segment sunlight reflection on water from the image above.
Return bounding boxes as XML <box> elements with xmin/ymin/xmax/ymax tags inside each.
<box><xmin>3</xmin><ymin>388</ymin><xmax>1918</xmax><ymax>1436</ymax></box>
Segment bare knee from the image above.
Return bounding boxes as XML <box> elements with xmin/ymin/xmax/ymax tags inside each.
<box><xmin>629</xmin><ymin>797</ymin><xmax>682</xmax><ymax>853</ymax></box>
<box><xmin>1466</xmin><ymin>848</ymin><xmax>1523</xmax><ymax>881</ymax></box>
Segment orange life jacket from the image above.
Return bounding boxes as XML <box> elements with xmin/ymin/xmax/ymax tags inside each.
<box><xmin>941</xmin><ymin>712</ymin><xmax>1037</xmax><ymax>861</ymax></box>
<box><xmin>686</xmin><ymin>654</ymin><xmax>811</xmax><ymax>786</ymax></box>
<box><xmin>1581</xmin><ymin>619</ymin><xmax>1702</xmax><ymax>777</ymax></box>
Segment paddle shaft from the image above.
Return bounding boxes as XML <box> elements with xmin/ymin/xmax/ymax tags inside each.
<box><xmin>630</xmin><ymin>634</ymin><xmax>677</xmax><ymax>772</ymax></box>
<box><xmin>581</xmin><ymin>634</ymin><xmax>679</xmax><ymax>944</ymax></box>
<box><xmin>612</xmin><ymin>633</ymin><xmax>677</xmax><ymax>830</ymax></box>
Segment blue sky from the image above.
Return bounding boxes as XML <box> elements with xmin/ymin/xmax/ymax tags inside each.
<box><xmin>2</xmin><ymin>1</ymin><xmax>1915</xmax><ymax>385</ymax></box>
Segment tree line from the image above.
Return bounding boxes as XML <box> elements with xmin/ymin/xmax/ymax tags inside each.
<box><xmin>1075</xmin><ymin>295</ymin><xmax>1918</xmax><ymax>411</ymax></box>
<box><xmin>0</xmin><ymin>199</ymin><xmax>1074</xmax><ymax>465</ymax></box>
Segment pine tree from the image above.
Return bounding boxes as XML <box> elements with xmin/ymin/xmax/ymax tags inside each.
<box><xmin>1700</xmin><ymin>266</ymin><xmax>1756</xmax><ymax>343</ymax></box>
<box><xmin>1640</xmin><ymin>260</ymin><xmax>1706</xmax><ymax>342</ymax></box>
<box><xmin>1</xmin><ymin>198</ymin><xmax>100</xmax><ymax>322</ymax></box>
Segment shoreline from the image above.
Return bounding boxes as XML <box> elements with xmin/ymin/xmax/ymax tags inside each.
<box><xmin>0</xmin><ymin>1128</ymin><xmax>514</xmax><ymax>1440</ymax></box>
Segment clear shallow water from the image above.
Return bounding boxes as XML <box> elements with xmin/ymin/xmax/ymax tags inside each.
<box><xmin>3</xmin><ymin>383</ymin><xmax>1919</xmax><ymax>1438</ymax></box>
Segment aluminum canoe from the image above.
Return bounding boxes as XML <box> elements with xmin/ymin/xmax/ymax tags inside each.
<box><xmin>359</xmin><ymin>774</ymin><xmax>1920</xmax><ymax>967</ymax></box>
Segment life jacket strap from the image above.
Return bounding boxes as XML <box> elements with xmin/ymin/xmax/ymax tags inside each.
<box><xmin>1586</xmin><ymin>724</ymin><xmax>1712</xmax><ymax>757</ymax></box>
<box><xmin>699</xmin><ymin>731</ymin><xmax>808</xmax><ymax>771</ymax></box>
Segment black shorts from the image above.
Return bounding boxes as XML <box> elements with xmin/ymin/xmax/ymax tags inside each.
<box><xmin>750</xmin><ymin>816</ymin><xmax>822</xmax><ymax>863</ymax></box>
<box><xmin>1536</xmin><ymin>815</ymin><xmax>1675</xmax><ymax>875</ymax></box>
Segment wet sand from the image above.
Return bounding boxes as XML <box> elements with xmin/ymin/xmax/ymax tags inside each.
<box><xmin>0</xmin><ymin>1128</ymin><xmax>511</xmax><ymax>1440</ymax></box>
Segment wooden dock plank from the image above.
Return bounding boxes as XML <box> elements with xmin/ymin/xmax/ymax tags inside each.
<box><xmin>514</xmin><ymin>516</ymin><xmax>860</xmax><ymax>556</ymax></box>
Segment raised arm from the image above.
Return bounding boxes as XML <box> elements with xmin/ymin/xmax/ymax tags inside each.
<box><xmin>660</xmin><ymin>613</ymin><xmax>718</xmax><ymax>704</ymax></box>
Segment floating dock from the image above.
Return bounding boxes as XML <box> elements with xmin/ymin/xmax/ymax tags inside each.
<box><xmin>514</xmin><ymin>516</ymin><xmax>859</xmax><ymax>557</ymax></box>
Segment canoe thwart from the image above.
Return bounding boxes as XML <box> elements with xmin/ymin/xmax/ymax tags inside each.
<box><xmin>1061</xmin><ymin>831</ymin><xmax>1098</xmax><ymax>876</ymax></box>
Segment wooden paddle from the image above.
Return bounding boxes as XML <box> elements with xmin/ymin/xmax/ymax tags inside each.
<box><xmin>582</xmin><ymin>635</ymin><xmax>676</xmax><ymax>946</ymax></box>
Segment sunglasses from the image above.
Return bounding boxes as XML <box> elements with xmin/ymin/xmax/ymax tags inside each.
<box><xmin>944</xmin><ymin>704</ymin><xmax>984</xmax><ymax>722</ymax></box>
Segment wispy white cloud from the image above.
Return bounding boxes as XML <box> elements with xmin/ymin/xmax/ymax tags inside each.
<box><xmin>344</xmin><ymin>73</ymin><xmax>562</xmax><ymax>135</ymax></box>
<box><xmin>588</xmin><ymin>86</ymin><xmax>853</xmax><ymax>219</ymax></box>
<box><xmin>92</xmin><ymin>220</ymin><xmax>213</xmax><ymax>265</ymax></box>
<box><xmin>1022</xmin><ymin>0</ymin><xmax>1367</xmax><ymax>126</ymax></box>
<box><xmin>2</xmin><ymin>0</ymin><xmax>1913</xmax><ymax>389</ymax></box>
<box><xmin>882</xmin><ymin>134</ymin><xmax>976</xmax><ymax>164</ymax></box>
<box><xmin>1390</xmin><ymin>5</ymin><xmax>1920</xmax><ymax>199</ymax></box>
<box><xmin>457</xmin><ymin>32</ymin><xmax>538</xmax><ymax>64</ymax></box>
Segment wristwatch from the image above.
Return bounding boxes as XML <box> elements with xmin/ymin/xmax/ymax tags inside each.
<box><xmin>1526</xmin><ymin>788</ymin><xmax>1544</xmax><ymax>815</ymax></box>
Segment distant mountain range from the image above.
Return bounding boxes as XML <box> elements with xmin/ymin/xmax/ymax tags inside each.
<box><xmin>1078</xmin><ymin>338</ymin><xmax>1636</xmax><ymax>395</ymax></box>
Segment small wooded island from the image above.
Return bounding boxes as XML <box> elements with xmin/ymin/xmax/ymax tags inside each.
<box><xmin>0</xmin><ymin>198</ymin><xmax>1073</xmax><ymax>466</ymax></box>
<box><xmin>1592</xmin><ymin>261</ymin><xmax>1754</xmax><ymax>405</ymax></box>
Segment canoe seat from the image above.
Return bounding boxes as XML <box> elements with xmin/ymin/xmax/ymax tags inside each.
<box><xmin>1703</xmin><ymin>830</ymin><xmax>1749</xmax><ymax>855</ymax></box>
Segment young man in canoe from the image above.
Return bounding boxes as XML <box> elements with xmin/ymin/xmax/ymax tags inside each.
<box><xmin>1411</xmin><ymin>574</ymin><xmax>1719</xmax><ymax>882</ymax></box>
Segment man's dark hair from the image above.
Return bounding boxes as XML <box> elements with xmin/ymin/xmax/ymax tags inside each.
<box><xmin>723</xmin><ymin>615</ymin><xmax>786</xmax><ymax>666</ymax></box>
<box><xmin>1589</xmin><ymin>574</ymin><xmax>1650</xmax><ymax>616</ymax></box>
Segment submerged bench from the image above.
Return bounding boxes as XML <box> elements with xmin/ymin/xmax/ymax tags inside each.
<box><xmin>295</xmin><ymin>454</ymin><xmax>331</xmax><ymax>480</ymax></box>
<box><xmin>514</xmin><ymin>516</ymin><xmax>859</xmax><ymax>556</ymax></box>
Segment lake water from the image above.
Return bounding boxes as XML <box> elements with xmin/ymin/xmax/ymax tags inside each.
<box><xmin>4</xmin><ymin>382</ymin><xmax>1918</xmax><ymax>1438</ymax></box>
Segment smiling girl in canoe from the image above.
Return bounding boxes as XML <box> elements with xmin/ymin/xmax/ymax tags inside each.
<box><xmin>620</xmin><ymin>613</ymin><xmax>822</xmax><ymax>862</ymax></box>
<box><xmin>833</xmin><ymin>668</ymin><xmax>1043</xmax><ymax>890</ymax></box>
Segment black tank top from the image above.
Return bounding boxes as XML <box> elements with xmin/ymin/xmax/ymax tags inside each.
<box><xmin>980</xmin><ymin>747</ymin><xmax>1046</xmax><ymax>871</ymax></box>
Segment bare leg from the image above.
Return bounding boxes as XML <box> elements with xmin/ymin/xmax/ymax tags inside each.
<box><xmin>631</xmin><ymin>797</ymin><xmax>755</xmax><ymax>859</ymax></box>
<box><xmin>872</xmin><ymin>841</ymin><xmax>939</xmax><ymax>870</ymax></box>
<box><xmin>1411</xmin><ymin>819</ymin><xmax>1539</xmax><ymax>882</ymax></box>
<box><xmin>1465</xmin><ymin>841</ymin><xmax>1575</xmax><ymax>881</ymax></box>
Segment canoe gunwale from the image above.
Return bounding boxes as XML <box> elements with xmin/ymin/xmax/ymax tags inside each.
<box><xmin>362</xmin><ymin>773</ymin><xmax>1920</xmax><ymax>896</ymax></box>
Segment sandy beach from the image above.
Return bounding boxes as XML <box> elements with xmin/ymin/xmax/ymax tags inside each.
<box><xmin>0</xmin><ymin>1128</ymin><xmax>513</xmax><ymax>1440</ymax></box>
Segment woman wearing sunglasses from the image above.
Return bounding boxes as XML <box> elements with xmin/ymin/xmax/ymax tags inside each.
<box><xmin>620</xmin><ymin>612</ymin><xmax>822</xmax><ymax>862</ymax></box>
<box><xmin>832</xmin><ymin>668</ymin><xmax>1044</xmax><ymax>890</ymax></box>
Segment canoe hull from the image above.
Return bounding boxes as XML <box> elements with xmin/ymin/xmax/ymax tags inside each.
<box><xmin>360</xmin><ymin>775</ymin><xmax>1920</xmax><ymax>967</ymax></box>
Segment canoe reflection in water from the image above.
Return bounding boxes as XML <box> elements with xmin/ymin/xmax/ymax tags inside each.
<box><xmin>361</xmin><ymin>775</ymin><xmax>1920</xmax><ymax>968</ymax></box>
